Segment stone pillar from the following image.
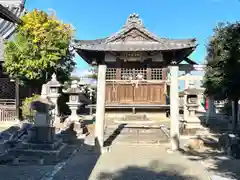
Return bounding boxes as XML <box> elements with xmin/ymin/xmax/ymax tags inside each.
<box><xmin>184</xmin><ymin>71</ymin><xmax>191</xmax><ymax>90</ymax></box>
<box><xmin>183</xmin><ymin>95</ymin><xmax>189</xmax><ymax>121</ymax></box>
<box><xmin>95</xmin><ymin>64</ymin><xmax>106</xmax><ymax>148</ymax></box>
<box><xmin>183</xmin><ymin>71</ymin><xmax>190</xmax><ymax>121</ymax></box>
<box><xmin>170</xmin><ymin>65</ymin><xmax>180</xmax><ymax>151</ymax></box>
<box><xmin>237</xmin><ymin>100</ymin><xmax>240</xmax><ymax>124</ymax></box>
<box><xmin>206</xmin><ymin>97</ymin><xmax>216</xmax><ymax>125</ymax></box>
<box><xmin>198</xmin><ymin>94</ymin><xmax>204</xmax><ymax>112</ymax></box>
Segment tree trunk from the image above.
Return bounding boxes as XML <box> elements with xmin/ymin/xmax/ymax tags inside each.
<box><xmin>232</xmin><ymin>99</ymin><xmax>238</xmax><ymax>132</ymax></box>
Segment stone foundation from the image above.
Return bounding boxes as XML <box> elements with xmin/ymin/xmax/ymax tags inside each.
<box><xmin>180</xmin><ymin>128</ymin><xmax>200</xmax><ymax>136</ymax></box>
<box><xmin>105</xmin><ymin>111</ymin><xmax>169</xmax><ymax>121</ymax></box>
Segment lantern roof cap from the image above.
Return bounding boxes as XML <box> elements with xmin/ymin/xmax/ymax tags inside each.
<box><xmin>46</xmin><ymin>73</ymin><xmax>61</xmax><ymax>87</ymax></box>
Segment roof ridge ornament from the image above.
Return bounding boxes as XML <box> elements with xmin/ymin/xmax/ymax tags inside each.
<box><xmin>125</xmin><ymin>13</ymin><xmax>143</xmax><ymax>27</ymax></box>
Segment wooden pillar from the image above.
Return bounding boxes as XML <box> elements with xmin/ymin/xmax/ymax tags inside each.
<box><xmin>162</xmin><ymin>68</ymin><xmax>167</xmax><ymax>104</ymax></box>
<box><xmin>170</xmin><ymin>65</ymin><xmax>180</xmax><ymax>151</ymax></box>
<box><xmin>95</xmin><ymin>64</ymin><xmax>106</xmax><ymax>149</ymax></box>
<box><xmin>116</xmin><ymin>58</ymin><xmax>121</xmax><ymax>80</ymax></box>
<box><xmin>162</xmin><ymin>68</ymin><xmax>167</xmax><ymax>80</ymax></box>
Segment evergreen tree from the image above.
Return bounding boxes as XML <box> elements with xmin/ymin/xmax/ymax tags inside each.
<box><xmin>203</xmin><ymin>22</ymin><xmax>240</xmax><ymax>130</ymax></box>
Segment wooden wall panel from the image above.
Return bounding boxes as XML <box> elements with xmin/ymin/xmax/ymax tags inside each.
<box><xmin>134</xmin><ymin>84</ymin><xmax>148</xmax><ymax>103</ymax></box>
<box><xmin>148</xmin><ymin>84</ymin><xmax>164</xmax><ymax>104</ymax></box>
<box><xmin>118</xmin><ymin>84</ymin><xmax>134</xmax><ymax>103</ymax></box>
<box><xmin>106</xmin><ymin>82</ymin><xmax>166</xmax><ymax>105</ymax></box>
<box><xmin>105</xmin><ymin>84</ymin><xmax>118</xmax><ymax>103</ymax></box>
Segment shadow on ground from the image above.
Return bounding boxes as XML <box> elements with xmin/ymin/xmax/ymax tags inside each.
<box><xmin>104</xmin><ymin>124</ymin><xmax>126</xmax><ymax>147</ymax></box>
<box><xmin>180</xmin><ymin>135</ymin><xmax>240</xmax><ymax>179</ymax></box>
<box><xmin>50</xmin><ymin>125</ymin><xmax>101</xmax><ymax>180</ymax></box>
<box><xmin>97</xmin><ymin>160</ymin><xmax>201</xmax><ymax>180</ymax></box>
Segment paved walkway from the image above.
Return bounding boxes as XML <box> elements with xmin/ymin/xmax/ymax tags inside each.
<box><xmin>2</xmin><ymin>142</ymin><xmax>239</xmax><ymax>180</ymax></box>
<box><xmin>50</xmin><ymin>144</ymin><xmax>211</xmax><ymax>180</ymax></box>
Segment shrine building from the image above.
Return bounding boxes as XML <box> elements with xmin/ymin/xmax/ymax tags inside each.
<box><xmin>74</xmin><ymin>13</ymin><xmax>198</xmax><ymax>115</ymax></box>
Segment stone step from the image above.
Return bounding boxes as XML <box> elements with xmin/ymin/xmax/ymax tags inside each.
<box><xmin>123</xmin><ymin>114</ymin><xmax>148</xmax><ymax>121</ymax></box>
<box><xmin>9</xmin><ymin>143</ymin><xmax>67</xmax><ymax>159</ymax></box>
<box><xmin>104</xmin><ymin>135</ymin><xmax>169</xmax><ymax>145</ymax></box>
<box><xmin>104</xmin><ymin>125</ymin><xmax>169</xmax><ymax>136</ymax></box>
<box><xmin>19</xmin><ymin>141</ymin><xmax>62</xmax><ymax>151</ymax></box>
<box><xmin>106</xmin><ymin>124</ymin><xmax>168</xmax><ymax>128</ymax></box>
<box><xmin>104</xmin><ymin>130</ymin><xmax>169</xmax><ymax>146</ymax></box>
<box><xmin>12</xmin><ymin>156</ymin><xmax>45</xmax><ymax>165</ymax></box>
<box><xmin>104</xmin><ymin>134</ymin><xmax>169</xmax><ymax>140</ymax></box>
<box><xmin>104</xmin><ymin>129</ymin><xmax>168</xmax><ymax>136</ymax></box>
<box><xmin>3</xmin><ymin>144</ymin><xmax>78</xmax><ymax>165</ymax></box>
<box><xmin>103</xmin><ymin>122</ymin><xmax>170</xmax><ymax>146</ymax></box>
<box><xmin>0</xmin><ymin>153</ymin><xmax>15</xmax><ymax>164</ymax></box>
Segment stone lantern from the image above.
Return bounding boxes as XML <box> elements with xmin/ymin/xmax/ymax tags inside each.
<box><xmin>63</xmin><ymin>80</ymin><xmax>83</xmax><ymax>121</ymax></box>
<box><xmin>62</xmin><ymin>80</ymin><xmax>88</xmax><ymax>137</ymax></box>
<box><xmin>46</xmin><ymin>73</ymin><xmax>62</xmax><ymax>119</ymax></box>
<box><xmin>184</xmin><ymin>88</ymin><xmax>203</xmax><ymax>129</ymax></box>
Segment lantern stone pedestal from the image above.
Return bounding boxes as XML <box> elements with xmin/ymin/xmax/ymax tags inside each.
<box><xmin>67</xmin><ymin>102</ymin><xmax>80</xmax><ymax>122</ymax></box>
<box><xmin>185</xmin><ymin>104</ymin><xmax>202</xmax><ymax>129</ymax></box>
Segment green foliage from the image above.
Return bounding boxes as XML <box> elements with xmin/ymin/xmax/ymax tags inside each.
<box><xmin>87</xmin><ymin>73</ymin><xmax>98</xmax><ymax>80</ymax></box>
<box><xmin>4</xmin><ymin>9</ymin><xmax>75</xmax><ymax>85</ymax></box>
<box><xmin>21</xmin><ymin>94</ymin><xmax>40</xmax><ymax>122</ymax></box>
<box><xmin>203</xmin><ymin>22</ymin><xmax>240</xmax><ymax>100</ymax></box>
<box><xmin>70</xmin><ymin>76</ymin><xmax>81</xmax><ymax>81</ymax></box>
<box><xmin>87</xmin><ymin>68</ymin><xmax>98</xmax><ymax>80</ymax></box>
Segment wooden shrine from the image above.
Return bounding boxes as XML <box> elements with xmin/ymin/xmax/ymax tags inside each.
<box><xmin>74</xmin><ymin>13</ymin><xmax>197</xmax><ymax>109</ymax></box>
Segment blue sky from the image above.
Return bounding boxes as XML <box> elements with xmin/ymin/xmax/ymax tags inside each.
<box><xmin>26</xmin><ymin>0</ymin><xmax>240</xmax><ymax>74</ymax></box>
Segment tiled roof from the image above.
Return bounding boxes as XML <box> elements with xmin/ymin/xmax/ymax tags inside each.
<box><xmin>0</xmin><ymin>0</ymin><xmax>25</xmax><ymax>38</ymax></box>
<box><xmin>74</xmin><ymin>13</ymin><xmax>197</xmax><ymax>52</ymax></box>
<box><xmin>0</xmin><ymin>0</ymin><xmax>25</xmax><ymax>62</ymax></box>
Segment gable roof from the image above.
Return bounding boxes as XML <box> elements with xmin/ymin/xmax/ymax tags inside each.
<box><xmin>74</xmin><ymin>13</ymin><xmax>197</xmax><ymax>52</ymax></box>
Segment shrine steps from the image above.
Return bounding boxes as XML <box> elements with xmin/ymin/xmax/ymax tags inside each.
<box><xmin>104</xmin><ymin>122</ymin><xmax>170</xmax><ymax>146</ymax></box>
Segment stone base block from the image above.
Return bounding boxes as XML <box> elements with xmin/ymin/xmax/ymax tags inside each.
<box><xmin>28</xmin><ymin>126</ymin><xmax>55</xmax><ymax>144</ymax></box>
<box><xmin>10</xmin><ymin>142</ymin><xmax>66</xmax><ymax>158</ymax></box>
<box><xmin>180</xmin><ymin>128</ymin><xmax>201</xmax><ymax>136</ymax></box>
<box><xmin>0</xmin><ymin>141</ymin><xmax>11</xmax><ymax>154</ymax></box>
<box><xmin>185</xmin><ymin>123</ymin><xmax>204</xmax><ymax>129</ymax></box>
<box><xmin>21</xmin><ymin>140</ymin><xmax>62</xmax><ymax>150</ymax></box>
<box><xmin>184</xmin><ymin>117</ymin><xmax>203</xmax><ymax>129</ymax></box>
